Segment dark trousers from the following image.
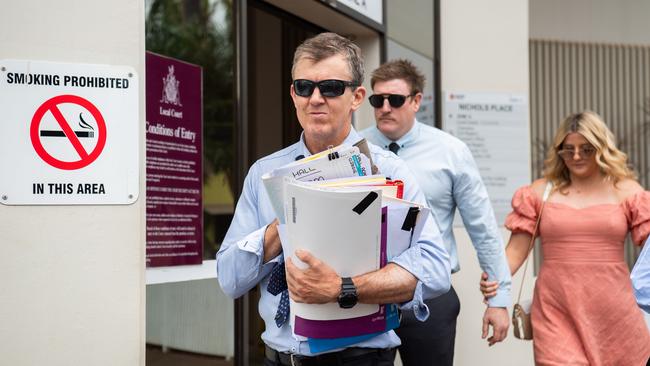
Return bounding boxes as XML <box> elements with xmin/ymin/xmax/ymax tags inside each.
<box><xmin>395</xmin><ymin>287</ymin><xmax>461</xmax><ymax>366</ymax></box>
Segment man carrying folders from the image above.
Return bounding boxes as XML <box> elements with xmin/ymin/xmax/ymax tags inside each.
<box><xmin>216</xmin><ymin>33</ymin><xmax>451</xmax><ymax>366</ymax></box>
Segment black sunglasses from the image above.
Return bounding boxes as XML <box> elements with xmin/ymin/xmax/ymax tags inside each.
<box><xmin>368</xmin><ymin>94</ymin><xmax>415</xmax><ymax>108</ymax></box>
<box><xmin>293</xmin><ymin>79</ymin><xmax>358</xmax><ymax>98</ymax></box>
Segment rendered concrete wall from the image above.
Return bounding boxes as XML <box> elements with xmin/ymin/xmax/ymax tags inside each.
<box><xmin>0</xmin><ymin>1</ymin><xmax>145</xmax><ymax>365</ymax></box>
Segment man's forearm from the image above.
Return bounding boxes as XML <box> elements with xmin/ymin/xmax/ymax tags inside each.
<box><xmin>353</xmin><ymin>263</ymin><xmax>417</xmax><ymax>304</ymax></box>
<box><xmin>263</xmin><ymin>219</ymin><xmax>282</xmax><ymax>263</ymax></box>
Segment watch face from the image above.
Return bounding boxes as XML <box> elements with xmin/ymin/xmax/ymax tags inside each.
<box><xmin>338</xmin><ymin>292</ymin><xmax>357</xmax><ymax>309</ymax></box>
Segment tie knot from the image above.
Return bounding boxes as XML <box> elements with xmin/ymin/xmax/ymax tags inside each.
<box><xmin>388</xmin><ymin>142</ymin><xmax>400</xmax><ymax>155</ymax></box>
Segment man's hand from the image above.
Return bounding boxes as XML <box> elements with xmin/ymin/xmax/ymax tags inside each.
<box><xmin>482</xmin><ymin>306</ymin><xmax>509</xmax><ymax>346</ymax></box>
<box><xmin>285</xmin><ymin>249</ymin><xmax>341</xmax><ymax>304</ymax></box>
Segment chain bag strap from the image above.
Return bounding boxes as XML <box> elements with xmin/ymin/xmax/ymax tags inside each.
<box><xmin>512</xmin><ymin>182</ymin><xmax>552</xmax><ymax>340</ymax></box>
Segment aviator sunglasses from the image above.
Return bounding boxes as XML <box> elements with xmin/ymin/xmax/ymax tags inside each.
<box><xmin>293</xmin><ymin>79</ymin><xmax>358</xmax><ymax>97</ymax></box>
<box><xmin>557</xmin><ymin>145</ymin><xmax>596</xmax><ymax>160</ymax></box>
<box><xmin>368</xmin><ymin>93</ymin><xmax>415</xmax><ymax>108</ymax></box>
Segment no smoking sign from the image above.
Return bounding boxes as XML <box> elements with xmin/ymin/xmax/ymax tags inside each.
<box><xmin>31</xmin><ymin>94</ymin><xmax>107</xmax><ymax>170</ymax></box>
<box><xmin>0</xmin><ymin>60</ymin><xmax>139</xmax><ymax>205</ymax></box>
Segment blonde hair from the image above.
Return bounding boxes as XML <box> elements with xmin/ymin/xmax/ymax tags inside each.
<box><xmin>543</xmin><ymin>111</ymin><xmax>636</xmax><ymax>192</ymax></box>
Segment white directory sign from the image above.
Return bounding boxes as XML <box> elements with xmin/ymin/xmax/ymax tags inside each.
<box><xmin>0</xmin><ymin>60</ymin><xmax>139</xmax><ymax>205</ymax></box>
<box><xmin>443</xmin><ymin>91</ymin><xmax>530</xmax><ymax>225</ymax></box>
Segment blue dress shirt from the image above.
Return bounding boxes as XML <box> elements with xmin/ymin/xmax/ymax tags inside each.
<box><xmin>632</xmin><ymin>236</ymin><xmax>650</xmax><ymax>314</ymax></box>
<box><xmin>361</xmin><ymin>121</ymin><xmax>512</xmax><ymax>307</ymax></box>
<box><xmin>216</xmin><ymin>127</ymin><xmax>451</xmax><ymax>355</ymax></box>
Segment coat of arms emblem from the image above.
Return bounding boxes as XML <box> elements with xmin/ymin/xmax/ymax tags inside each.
<box><xmin>160</xmin><ymin>65</ymin><xmax>182</xmax><ymax>106</ymax></box>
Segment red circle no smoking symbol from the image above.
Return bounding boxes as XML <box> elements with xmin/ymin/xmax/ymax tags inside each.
<box><xmin>30</xmin><ymin>95</ymin><xmax>107</xmax><ymax>170</ymax></box>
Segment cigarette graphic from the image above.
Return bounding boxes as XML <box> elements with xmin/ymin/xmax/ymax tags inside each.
<box><xmin>40</xmin><ymin>130</ymin><xmax>95</xmax><ymax>138</ymax></box>
<box><xmin>40</xmin><ymin>112</ymin><xmax>96</xmax><ymax>138</ymax></box>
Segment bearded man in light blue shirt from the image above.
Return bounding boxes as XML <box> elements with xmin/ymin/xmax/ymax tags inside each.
<box><xmin>360</xmin><ymin>59</ymin><xmax>511</xmax><ymax>366</ymax></box>
<box><xmin>216</xmin><ymin>33</ymin><xmax>451</xmax><ymax>366</ymax></box>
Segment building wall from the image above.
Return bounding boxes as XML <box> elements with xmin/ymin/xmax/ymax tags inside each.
<box><xmin>530</xmin><ymin>0</ymin><xmax>650</xmax><ymax>45</ymax></box>
<box><xmin>440</xmin><ymin>0</ymin><xmax>534</xmax><ymax>364</ymax></box>
<box><xmin>0</xmin><ymin>2</ymin><xmax>145</xmax><ymax>366</ymax></box>
<box><xmin>386</xmin><ymin>0</ymin><xmax>434</xmax><ymax>59</ymax></box>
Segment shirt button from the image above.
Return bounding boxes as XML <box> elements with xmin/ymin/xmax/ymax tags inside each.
<box><xmin>291</xmin><ymin>347</ymin><xmax>296</xmax><ymax>353</ymax></box>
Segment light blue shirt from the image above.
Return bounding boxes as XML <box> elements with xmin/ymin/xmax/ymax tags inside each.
<box><xmin>216</xmin><ymin>127</ymin><xmax>450</xmax><ymax>355</ymax></box>
<box><xmin>361</xmin><ymin>121</ymin><xmax>512</xmax><ymax>307</ymax></box>
<box><xmin>632</xmin><ymin>236</ymin><xmax>650</xmax><ymax>314</ymax></box>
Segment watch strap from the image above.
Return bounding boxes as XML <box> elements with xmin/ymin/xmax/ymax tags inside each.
<box><xmin>341</xmin><ymin>277</ymin><xmax>355</xmax><ymax>292</ymax></box>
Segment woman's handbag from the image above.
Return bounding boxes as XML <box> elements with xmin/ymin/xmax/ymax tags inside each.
<box><xmin>512</xmin><ymin>301</ymin><xmax>533</xmax><ymax>340</ymax></box>
<box><xmin>512</xmin><ymin>182</ymin><xmax>552</xmax><ymax>340</ymax></box>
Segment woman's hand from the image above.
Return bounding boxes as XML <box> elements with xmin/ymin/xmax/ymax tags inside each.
<box><xmin>480</xmin><ymin>272</ymin><xmax>499</xmax><ymax>300</ymax></box>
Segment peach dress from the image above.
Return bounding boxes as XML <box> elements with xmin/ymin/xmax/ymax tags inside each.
<box><xmin>506</xmin><ymin>186</ymin><xmax>650</xmax><ymax>366</ymax></box>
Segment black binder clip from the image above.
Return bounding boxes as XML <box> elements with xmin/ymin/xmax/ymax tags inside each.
<box><xmin>327</xmin><ymin>145</ymin><xmax>341</xmax><ymax>161</ymax></box>
<box><xmin>401</xmin><ymin>207</ymin><xmax>420</xmax><ymax>231</ymax></box>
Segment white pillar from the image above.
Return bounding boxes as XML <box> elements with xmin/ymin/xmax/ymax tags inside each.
<box><xmin>0</xmin><ymin>2</ymin><xmax>145</xmax><ymax>365</ymax></box>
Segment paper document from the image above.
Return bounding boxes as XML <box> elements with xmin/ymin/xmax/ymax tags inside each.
<box><xmin>271</xmin><ymin>145</ymin><xmax>370</xmax><ymax>181</ymax></box>
<box><xmin>262</xmin><ymin>144</ymin><xmax>373</xmax><ymax>222</ymax></box>
<box><xmin>304</xmin><ymin>175</ymin><xmax>403</xmax><ymax>200</ymax></box>
<box><xmin>383</xmin><ymin>196</ymin><xmax>430</xmax><ymax>260</ymax></box>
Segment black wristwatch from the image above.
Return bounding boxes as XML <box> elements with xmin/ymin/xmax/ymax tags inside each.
<box><xmin>337</xmin><ymin>277</ymin><xmax>358</xmax><ymax>309</ymax></box>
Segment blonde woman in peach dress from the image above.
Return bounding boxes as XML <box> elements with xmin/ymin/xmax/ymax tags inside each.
<box><xmin>481</xmin><ymin>111</ymin><xmax>650</xmax><ymax>365</ymax></box>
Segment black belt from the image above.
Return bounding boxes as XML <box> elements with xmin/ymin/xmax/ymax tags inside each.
<box><xmin>265</xmin><ymin>345</ymin><xmax>393</xmax><ymax>366</ymax></box>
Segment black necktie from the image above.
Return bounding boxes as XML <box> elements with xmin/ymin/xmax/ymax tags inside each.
<box><xmin>388</xmin><ymin>142</ymin><xmax>400</xmax><ymax>155</ymax></box>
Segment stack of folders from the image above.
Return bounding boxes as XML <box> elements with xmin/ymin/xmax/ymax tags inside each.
<box><xmin>262</xmin><ymin>141</ymin><xmax>430</xmax><ymax>353</ymax></box>
<box><xmin>262</xmin><ymin>144</ymin><xmax>374</xmax><ymax>223</ymax></box>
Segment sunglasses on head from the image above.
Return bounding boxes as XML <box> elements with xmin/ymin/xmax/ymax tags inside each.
<box><xmin>293</xmin><ymin>79</ymin><xmax>358</xmax><ymax>98</ymax></box>
<box><xmin>557</xmin><ymin>145</ymin><xmax>596</xmax><ymax>160</ymax></box>
<box><xmin>368</xmin><ymin>94</ymin><xmax>415</xmax><ymax>108</ymax></box>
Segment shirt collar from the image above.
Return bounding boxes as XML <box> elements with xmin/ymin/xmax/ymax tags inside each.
<box><xmin>397</xmin><ymin>120</ymin><xmax>420</xmax><ymax>147</ymax></box>
<box><xmin>375</xmin><ymin>119</ymin><xmax>420</xmax><ymax>149</ymax></box>
<box><xmin>296</xmin><ymin>126</ymin><xmax>362</xmax><ymax>159</ymax></box>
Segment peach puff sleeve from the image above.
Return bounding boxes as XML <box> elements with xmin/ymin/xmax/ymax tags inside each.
<box><xmin>623</xmin><ymin>191</ymin><xmax>650</xmax><ymax>245</ymax></box>
<box><xmin>504</xmin><ymin>185</ymin><xmax>542</xmax><ymax>236</ymax></box>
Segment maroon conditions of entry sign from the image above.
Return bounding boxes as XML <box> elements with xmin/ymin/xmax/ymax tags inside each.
<box><xmin>145</xmin><ymin>52</ymin><xmax>203</xmax><ymax>267</ymax></box>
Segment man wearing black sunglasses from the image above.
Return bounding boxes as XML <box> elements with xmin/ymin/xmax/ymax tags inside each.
<box><xmin>360</xmin><ymin>60</ymin><xmax>512</xmax><ymax>366</ymax></box>
<box><xmin>217</xmin><ymin>34</ymin><xmax>451</xmax><ymax>366</ymax></box>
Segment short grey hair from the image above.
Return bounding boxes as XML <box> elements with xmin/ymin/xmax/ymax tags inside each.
<box><xmin>292</xmin><ymin>32</ymin><xmax>364</xmax><ymax>86</ymax></box>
